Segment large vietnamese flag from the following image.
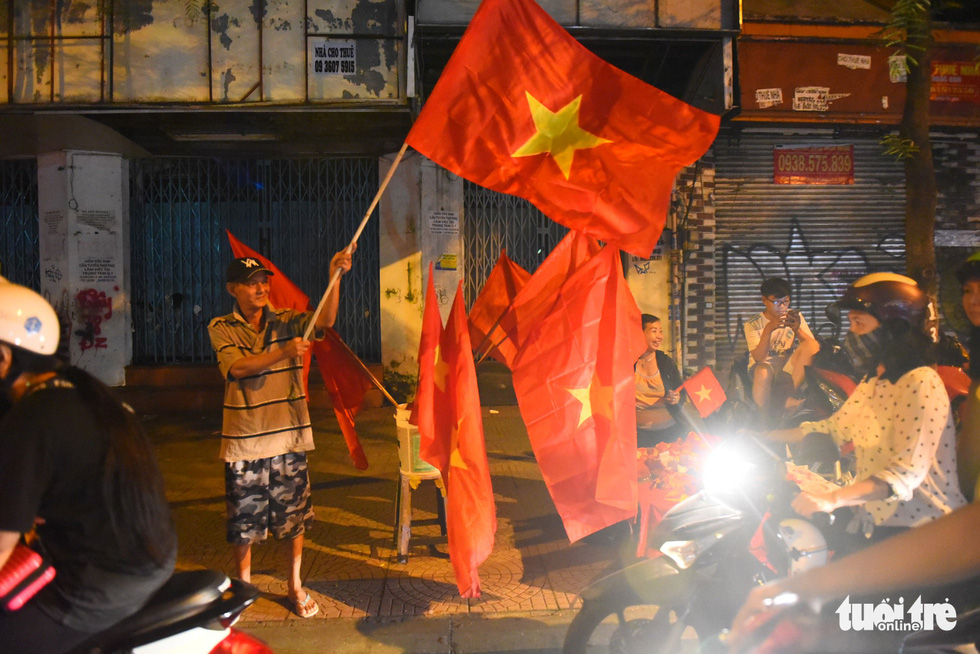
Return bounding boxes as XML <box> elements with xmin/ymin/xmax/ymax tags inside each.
<box><xmin>468</xmin><ymin>250</ymin><xmax>531</xmax><ymax>365</ymax></box>
<box><xmin>511</xmin><ymin>245</ymin><xmax>646</xmax><ymax>542</ymax></box>
<box><xmin>226</xmin><ymin>231</ymin><xmax>369</xmax><ymax>470</ymax></box>
<box><xmin>405</xmin><ymin>0</ymin><xmax>720</xmax><ymax>258</ymax></box>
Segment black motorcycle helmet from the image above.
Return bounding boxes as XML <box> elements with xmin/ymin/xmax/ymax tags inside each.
<box><xmin>837</xmin><ymin>272</ymin><xmax>929</xmax><ymax>329</ymax></box>
<box><xmin>956</xmin><ymin>251</ymin><xmax>980</xmax><ymax>286</ymax></box>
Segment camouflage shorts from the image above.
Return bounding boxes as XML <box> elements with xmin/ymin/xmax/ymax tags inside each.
<box><xmin>224</xmin><ymin>452</ymin><xmax>314</xmax><ymax>545</ymax></box>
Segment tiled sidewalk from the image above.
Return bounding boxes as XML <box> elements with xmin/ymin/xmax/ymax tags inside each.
<box><xmin>148</xmin><ymin>404</ymin><xmax>625</xmax><ymax>626</ymax></box>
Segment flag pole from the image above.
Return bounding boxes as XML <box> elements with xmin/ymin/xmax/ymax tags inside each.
<box><xmin>327</xmin><ymin>332</ymin><xmax>400</xmax><ymax>407</ymax></box>
<box><xmin>471</xmin><ymin>314</ymin><xmax>507</xmax><ymax>363</ymax></box>
<box><xmin>304</xmin><ymin>142</ymin><xmax>410</xmax><ymax>340</ymax></box>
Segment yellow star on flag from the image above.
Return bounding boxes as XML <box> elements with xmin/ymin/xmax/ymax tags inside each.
<box><xmin>695</xmin><ymin>384</ymin><xmax>713</xmax><ymax>403</ymax></box>
<box><xmin>511</xmin><ymin>92</ymin><xmax>612</xmax><ymax>180</ymax></box>
<box><xmin>433</xmin><ymin>344</ymin><xmax>450</xmax><ymax>392</ymax></box>
<box><xmin>566</xmin><ymin>370</ymin><xmax>615</xmax><ymax>428</ymax></box>
<box><xmin>449</xmin><ymin>418</ymin><xmax>469</xmax><ymax>470</ymax></box>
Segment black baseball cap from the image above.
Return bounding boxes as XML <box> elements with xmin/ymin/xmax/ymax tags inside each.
<box><xmin>226</xmin><ymin>257</ymin><xmax>274</xmax><ymax>284</ymax></box>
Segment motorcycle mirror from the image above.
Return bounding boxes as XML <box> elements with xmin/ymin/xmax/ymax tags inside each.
<box><xmin>825</xmin><ymin>301</ymin><xmax>842</xmax><ymax>325</ymax></box>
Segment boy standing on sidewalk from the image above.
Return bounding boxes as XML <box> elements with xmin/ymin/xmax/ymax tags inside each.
<box><xmin>208</xmin><ymin>250</ymin><xmax>352</xmax><ymax>618</ymax></box>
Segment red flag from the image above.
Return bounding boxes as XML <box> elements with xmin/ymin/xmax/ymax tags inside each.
<box><xmin>314</xmin><ymin>330</ymin><xmax>371</xmax><ymax>470</ymax></box>
<box><xmin>404</xmin><ymin>0</ymin><xmax>720</xmax><ymax>258</ymax></box>
<box><xmin>226</xmin><ymin>231</ymin><xmax>369</xmax><ymax>469</ymax></box>
<box><xmin>679</xmin><ymin>367</ymin><xmax>727</xmax><ymax>418</ymax></box>
<box><xmin>415</xmin><ymin>263</ymin><xmax>452</xmax><ymax>471</ymax></box>
<box><xmin>446</xmin><ymin>284</ymin><xmax>498</xmax><ymax>597</ymax></box>
<box><xmin>495</xmin><ymin>231</ymin><xmax>601</xmax><ymax>367</ymax></box>
<box><xmin>511</xmin><ymin>246</ymin><xmax>646</xmax><ymax>542</ymax></box>
<box><xmin>417</xmin><ymin>274</ymin><xmax>497</xmax><ymax>597</ymax></box>
<box><xmin>468</xmin><ymin>251</ymin><xmax>531</xmax><ymax>365</ymax></box>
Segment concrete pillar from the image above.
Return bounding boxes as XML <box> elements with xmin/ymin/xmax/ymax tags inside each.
<box><xmin>378</xmin><ymin>150</ymin><xmax>464</xmax><ymax>401</ymax></box>
<box><xmin>37</xmin><ymin>151</ymin><xmax>131</xmax><ymax>386</ymax></box>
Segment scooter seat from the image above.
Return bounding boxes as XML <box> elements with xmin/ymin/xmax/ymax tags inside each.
<box><xmin>78</xmin><ymin>569</ymin><xmax>230</xmax><ymax>652</ymax></box>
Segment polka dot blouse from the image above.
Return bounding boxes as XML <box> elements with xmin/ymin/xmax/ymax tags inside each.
<box><xmin>800</xmin><ymin>366</ymin><xmax>967</xmax><ymax>528</ymax></box>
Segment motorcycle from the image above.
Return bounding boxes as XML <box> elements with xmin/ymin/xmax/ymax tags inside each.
<box><xmin>562</xmin><ymin>436</ymin><xmax>832</xmax><ymax>654</ymax></box>
<box><xmin>564</xmin><ymin>362</ymin><xmax>975</xmax><ymax>654</ymax></box>
<box><xmin>731</xmin><ymin>576</ymin><xmax>980</xmax><ymax>653</ymax></box>
<box><xmin>74</xmin><ymin>569</ymin><xmax>270</xmax><ymax>654</ymax></box>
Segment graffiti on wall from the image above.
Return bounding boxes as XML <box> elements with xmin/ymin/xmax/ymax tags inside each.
<box><xmin>75</xmin><ymin>287</ymin><xmax>116</xmax><ymax>352</ymax></box>
<box><xmin>718</xmin><ymin>218</ymin><xmax>904</xmax><ymax>358</ymax></box>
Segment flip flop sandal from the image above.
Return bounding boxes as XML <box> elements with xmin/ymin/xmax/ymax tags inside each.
<box><xmin>290</xmin><ymin>591</ymin><xmax>320</xmax><ymax>618</ymax></box>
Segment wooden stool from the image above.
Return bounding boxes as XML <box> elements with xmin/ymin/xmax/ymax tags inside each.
<box><xmin>395</xmin><ymin>469</ymin><xmax>446</xmax><ymax>563</ymax></box>
<box><xmin>394</xmin><ymin>404</ymin><xmax>447</xmax><ymax>563</ymax></box>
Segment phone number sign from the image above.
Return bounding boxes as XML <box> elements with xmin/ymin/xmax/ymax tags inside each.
<box><xmin>774</xmin><ymin>145</ymin><xmax>854</xmax><ymax>185</ymax></box>
<box><xmin>310</xmin><ymin>38</ymin><xmax>356</xmax><ymax>76</ymax></box>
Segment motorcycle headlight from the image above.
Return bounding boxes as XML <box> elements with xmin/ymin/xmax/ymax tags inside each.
<box><xmin>660</xmin><ymin>532</ymin><xmax>724</xmax><ymax>569</ymax></box>
<box><xmin>660</xmin><ymin>539</ymin><xmax>698</xmax><ymax>569</ymax></box>
<box><xmin>702</xmin><ymin>446</ymin><xmax>752</xmax><ymax>496</ymax></box>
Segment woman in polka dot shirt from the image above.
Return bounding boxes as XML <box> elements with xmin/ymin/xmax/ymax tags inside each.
<box><xmin>765</xmin><ymin>273</ymin><xmax>967</xmax><ymax>542</ymax></box>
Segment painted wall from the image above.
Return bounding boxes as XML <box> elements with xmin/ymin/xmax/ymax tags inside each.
<box><xmin>1</xmin><ymin>0</ymin><xmax>405</xmax><ymax>104</ymax></box>
<box><xmin>37</xmin><ymin>151</ymin><xmax>131</xmax><ymax>386</ymax></box>
<box><xmin>378</xmin><ymin>151</ymin><xmax>464</xmax><ymax>401</ymax></box>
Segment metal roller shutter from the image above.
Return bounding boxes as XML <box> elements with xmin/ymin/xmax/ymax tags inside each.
<box><xmin>712</xmin><ymin>129</ymin><xmax>907</xmax><ymax>371</ymax></box>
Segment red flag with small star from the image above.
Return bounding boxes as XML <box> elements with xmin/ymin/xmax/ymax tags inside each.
<box><xmin>511</xmin><ymin>245</ymin><xmax>646</xmax><ymax>542</ymax></box>
<box><xmin>679</xmin><ymin>367</ymin><xmax>726</xmax><ymax>418</ymax></box>
<box><xmin>416</xmin><ymin>272</ymin><xmax>497</xmax><ymax>597</ymax></box>
<box><xmin>404</xmin><ymin>0</ymin><xmax>720</xmax><ymax>258</ymax></box>
<box><xmin>415</xmin><ymin>263</ymin><xmax>452</xmax><ymax>473</ymax></box>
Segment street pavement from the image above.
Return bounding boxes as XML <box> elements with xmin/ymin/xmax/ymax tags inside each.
<box><xmin>147</xmin><ymin>402</ymin><xmax>631</xmax><ymax>653</ymax></box>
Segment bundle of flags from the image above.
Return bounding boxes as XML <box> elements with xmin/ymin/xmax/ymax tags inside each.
<box><xmin>415</xmin><ymin>265</ymin><xmax>497</xmax><ymax>598</ymax></box>
<box><xmin>405</xmin><ymin>0</ymin><xmax>720</xmax><ymax>598</ymax></box>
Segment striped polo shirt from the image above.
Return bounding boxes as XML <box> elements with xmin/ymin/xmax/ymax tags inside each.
<box><xmin>208</xmin><ymin>306</ymin><xmax>320</xmax><ymax>462</ymax></box>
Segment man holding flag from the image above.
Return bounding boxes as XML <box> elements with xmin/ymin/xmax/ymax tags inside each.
<box><xmin>207</xmin><ymin>247</ymin><xmax>353</xmax><ymax>619</ymax></box>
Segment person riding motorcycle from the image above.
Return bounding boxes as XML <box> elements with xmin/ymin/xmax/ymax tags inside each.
<box><xmin>0</xmin><ymin>280</ymin><xmax>177</xmax><ymax>653</ymax></box>
<box><xmin>728</xmin><ymin>273</ymin><xmax>978</xmax><ymax>652</ymax></box>
<box><xmin>956</xmin><ymin>251</ymin><xmax>980</xmax><ymax>501</ymax></box>
<box><xmin>764</xmin><ymin>273</ymin><xmax>966</xmax><ymax>546</ymax></box>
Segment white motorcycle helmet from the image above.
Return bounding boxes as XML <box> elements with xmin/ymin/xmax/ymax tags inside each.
<box><xmin>777</xmin><ymin>518</ymin><xmax>828</xmax><ymax>575</ymax></box>
<box><xmin>0</xmin><ymin>278</ymin><xmax>60</xmax><ymax>355</ymax></box>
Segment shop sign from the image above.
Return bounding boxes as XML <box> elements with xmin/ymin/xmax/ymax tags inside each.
<box><xmin>774</xmin><ymin>145</ymin><xmax>854</xmax><ymax>185</ymax></box>
<box><xmin>931</xmin><ymin>61</ymin><xmax>980</xmax><ymax>104</ymax></box>
<box><xmin>310</xmin><ymin>38</ymin><xmax>356</xmax><ymax>76</ymax></box>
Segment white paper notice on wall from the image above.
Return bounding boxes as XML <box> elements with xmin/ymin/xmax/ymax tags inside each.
<box><xmin>793</xmin><ymin>87</ymin><xmax>830</xmax><ymax>111</ymax></box>
<box><xmin>837</xmin><ymin>53</ymin><xmax>871</xmax><ymax>70</ymax></box>
<box><xmin>889</xmin><ymin>55</ymin><xmax>908</xmax><ymax>83</ymax></box>
<box><xmin>77</xmin><ymin>234</ymin><xmax>118</xmax><ymax>284</ymax></box>
<box><xmin>41</xmin><ymin>210</ymin><xmax>67</xmax><ymax>260</ymax></box>
<box><xmin>310</xmin><ymin>39</ymin><xmax>356</xmax><ymax>76</ymax></box>
<box><xmin>755</xmin><ymin>88</ymin><xmax>783</xmax><ymax>108</ymax></box>
<box><xmin>428</xmin><ymin>210</ymin><xmax>459</xmax><ymax>236</ymax></box>
<box><xmin>78</xmin><ymin>209</ymin><xmax>116</xmax><ymax>232</ymax></box>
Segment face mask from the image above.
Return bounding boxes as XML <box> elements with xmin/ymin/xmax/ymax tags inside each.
<box><xmin>843</xmin><ymin>328</ymin><xmax>882</xmax><ymax>377</ymax></box>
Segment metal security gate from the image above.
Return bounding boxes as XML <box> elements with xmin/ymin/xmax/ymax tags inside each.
<box><xmin>463</xmin><ymin>181</ymin><xmax>568</xmax><ymax>306</ymax></box>
<box><xmin>713</xmin><ymin>129</ymin><xmax>907</xmax><ymax>370</ymax></box>
<box><xmin>0</xmin><ymin>159</ymin><xmax>40</xmax><ymax>289</ymax></box>
<box><xmin>130</xmin><ymin>158</ymin><xmax>381</xmax><ymax>365</ymax></box>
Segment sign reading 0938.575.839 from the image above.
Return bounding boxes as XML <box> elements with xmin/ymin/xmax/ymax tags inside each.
<box><xmin>773</xmin><ymin>144</ymin><xmax>854</xmax><ymax>185</ymax></box>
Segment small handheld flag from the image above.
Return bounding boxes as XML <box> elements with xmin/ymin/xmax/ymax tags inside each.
<box><xmin>679</xmin><ymin>367</ymin><xmax>726</xmax><ymax>418</ymax></box>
